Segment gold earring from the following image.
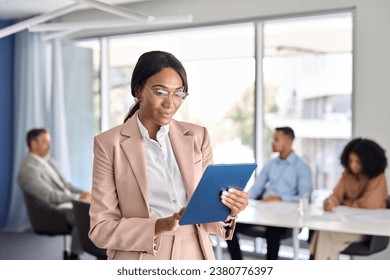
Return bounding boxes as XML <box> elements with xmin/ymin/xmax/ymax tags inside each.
<box><xmin>134</xmin><ymin>97</ymin><xmax>139</xmax><ymax>103</ymax></box>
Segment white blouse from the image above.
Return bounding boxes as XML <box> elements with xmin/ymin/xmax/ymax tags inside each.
<box><xmin>136</xmin><ymin>114</ymin><xmax>187</xmax><ymax>219</ymax></box>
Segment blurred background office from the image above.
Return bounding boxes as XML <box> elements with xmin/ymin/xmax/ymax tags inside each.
<box><xmin>1</xmin><ymin>0</ymin><xmax>390</xmax><ymax>259</ymax></box>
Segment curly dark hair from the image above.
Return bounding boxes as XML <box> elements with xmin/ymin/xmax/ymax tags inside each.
<box><xmin>340</xmin><ymin>138</ymin><xmax>388</xmax><ymax>178</ymax></box>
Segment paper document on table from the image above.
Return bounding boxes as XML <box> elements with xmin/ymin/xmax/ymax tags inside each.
<box><xmin>249</xmin><ymin>200</ymin><xmax>298</xmax><ymax>214</ymax></box>
<box><xmin>331</xmin><ymin>206</ymin><xmax>390</xmax><ymax>222</ymax></box>
<box><xmin>351</xmin><ymin>211</ymin><xmax>390</xmax><ymax>222</ymax></box>
<box><xmin>304</xmin><ymin>212</ymin><xmax>347</xmax><ymax>221</ymax></box>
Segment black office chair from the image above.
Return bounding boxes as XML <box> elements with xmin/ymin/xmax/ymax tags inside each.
<box><xmin>233</xmin><ymin>190</ymin><xmax>294</xmax><ymax>257</ymax></box>
<box><xmin>233</xmin><ymin>223</ymin><xmax>293</xmax><ymax>257</ymax></box>
<box><xmin>340</xmin><ymin>196</ymin><xmax>390</xmax><ymax>258</ymax></box>
<box><xmin>22</xmin><ymin>192</ymin><xmax>72</xmax><ymax>259</ymax></box>
<box><xmin>340</xmin><ymin>235</ymin><xmax>389</xmax><ymax>258</ymax></box>
<box><xmin>71</xmin><ymin>200</ymin><xmax>107</xmax><ymax>260</ymax></box>
<box><xmin>237</xmin><ymin>225</ymin><xmax>293</xmax><ymax>241</ymax></box>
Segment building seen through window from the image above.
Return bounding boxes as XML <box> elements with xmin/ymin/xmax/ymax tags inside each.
<box><xmin>63</xmin><ymin>12</ymin><xmax>353</xmax><ymax>192</ymax></box>
<box><xmin>262</xmin><ymin>13</ymin><xmax>353</xmax><ymax>190</ymax></box>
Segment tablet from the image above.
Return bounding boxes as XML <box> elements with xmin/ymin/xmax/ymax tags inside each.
<box><xmin>179</xmin><ymin>163</ymin><xmax>257</xmax><ymax>225</ymax></box>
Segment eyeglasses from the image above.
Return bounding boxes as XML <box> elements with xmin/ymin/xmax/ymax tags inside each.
<box><xmin>144</xmin><ymin>84</ymin><xmax>189</xmax><ymax>104</ymax></box>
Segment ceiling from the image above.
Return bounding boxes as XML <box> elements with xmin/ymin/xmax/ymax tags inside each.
<box><xmin>0</xmin><ymin>1</ymin><xmax>352</xmax><ymax>55</ymax></box>
<box><xmin>0</xmin><ymin>0</ymin><xmax>144</xmax><ymax>20</ymax></box>
<box><xmin>0</xmin><ymin>0</ymin><xmax>192</xmax><ymax>40</ymax></box>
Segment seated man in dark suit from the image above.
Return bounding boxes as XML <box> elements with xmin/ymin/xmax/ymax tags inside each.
<box><xmin>226</xmin><ymin>127</ymin><xmax>312</xmax><ymax>259</ymax></box>
<box><xmin>18</xmin><ymin>128</ymin><xmax>91</xmax><ymax>259</ymax></box>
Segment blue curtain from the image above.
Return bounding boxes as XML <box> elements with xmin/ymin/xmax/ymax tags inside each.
<box><xmin>0</xmin><ymin>21</ymin><xmax>14</xmax><ymax>229</ymax></box>
<box><xmin>4</xmin><ymin>31</ymin><xmax>70</xmax><ymax>231</ymax></box>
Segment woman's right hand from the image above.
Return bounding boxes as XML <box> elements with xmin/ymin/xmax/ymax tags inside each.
<box><xmin>323</xmin><ymin>198</ymin><xmax>336</xmax><ymax>212</ymax></box>
<box><xmin>154</xmin><ymin>207</ymin><xmax>185</xmax><ymax>236</ymax></box>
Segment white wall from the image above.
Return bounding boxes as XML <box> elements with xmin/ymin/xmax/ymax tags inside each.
<box><xmin>60</xmin><ymin>0</ymin><xmax>390</xmax><ymax>259</ymax></box>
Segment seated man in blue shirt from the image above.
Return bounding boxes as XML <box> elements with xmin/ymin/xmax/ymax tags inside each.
<box><xmin>227</xmin><ymin>127</ymin><xmax>312</xmax><ymax>260</ymax></box>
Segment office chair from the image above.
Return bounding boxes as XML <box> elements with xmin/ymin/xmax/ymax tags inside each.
<box><xmin>340</xmin><ymin>235</ymin><xmax>389</xmax><ymax>258</ymax></box>
<box><xmin>71</xmin><ymin>200</ymin><xmax>107</xmax><ymax>260</ymax></box>
<box><xmin>340</xmin><ymin>196</ymin><xmax>390</xmax><ymax>258</ymax></box>
<box><xmin>234</xmin><ymin>223</ymin><xmax>293</xmax><ymax>256</ymax></box>
<box><xmin>234</xmin><ymin>191</ymin><xmax>294</xmax><ymax>256</ymax></box>
<box><xmin>22</xmin><ymin>192</ymin><xmax>72</xmax><ymax>260</ymax></box>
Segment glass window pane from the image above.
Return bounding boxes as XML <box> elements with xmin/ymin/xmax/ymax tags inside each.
<box><xmin>262</xmin><ymin>13</ymin><xmax>353</xmax><ymax>190</ymax></box>
<box><xmin>71</xmin><ymin>39</ymin><xmax>102</xmax><ymax>134</ymax></box>
<box><xmin>108</xmin><ymin>23</ymin><xmax>256</xmax><ymax>163</ymax></box>
<box><xmin>62</xmin><ymin>39</ymin><xmax>100</xmax><ymax>186</ymax></box>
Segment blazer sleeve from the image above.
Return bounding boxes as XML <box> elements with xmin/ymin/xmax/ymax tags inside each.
<box><xmin>48</xmin><ymin>159</ymin><xmax>85</xmax><ymax>195</ymax></box>
<box><xmin>329</xmin><ymin>172</ymin><xmax>388</xmax><ymax>209</ymax></box>
<box><xmin>18</xmin><ymin>160</ymin><xmax>75</xmax><ymax>205</ymax></box>
<box><xmin>344</xmin><ymin>173</ymin><xmax>388</xmax><ymax>209</ymax></box>
<box><xmin>89</xmin><ymin>134</ymin><xmax>158</xmax><ymax>255</ymax></box>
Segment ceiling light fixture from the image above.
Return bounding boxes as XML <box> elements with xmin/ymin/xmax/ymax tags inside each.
<box><xmin>0</xmin><ymin>0</ymin><xmax>193</xmax><ymax>39</ymax></box>
<box><xmin>0</xmin><ymin>3</ymin><xmax>81</xmax><ymax>39</ymax></box>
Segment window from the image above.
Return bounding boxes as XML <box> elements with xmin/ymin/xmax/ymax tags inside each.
<box><xmin>107</xmin><ymin>24</ymin><xmax>256</xmax><ymax>163</ymax></box>
<box><xmin>62</xmin><ymin>13</ymin><xmax>353</xmax><ymax>191</ymax></box>
<box><xmin>62</xmin><ymin>39</ymin><xmax>100</xmax><ymax>186</ymax></box>
<box><xmin>261</xmin><ymin>13</ymin><xmax>353</xmax><ymax>190</ymax></box>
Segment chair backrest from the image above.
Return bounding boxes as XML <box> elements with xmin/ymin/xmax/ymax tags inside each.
<box><xmin>341</xmin><ymin>196</ymin><xmax>390</xmax><ymax>256</ymax></box>
<box><xmin>71</xmin><ymin>200</ymin><xmax>107</xmax><ymax>259</ymax></box>
<box><xmin>341</xmin><ymin>235</ymin><xmax>389</xmax><ymax>256</ymax></box>
<box><xmin>237</xmin><ymin>224</ymin><xmax>293</xmax><ymax>240</ymax></box>
<box><xmin>22</xmin><ymin>192</ymin><xmax>72</xmax><ymax>235</ymax></box>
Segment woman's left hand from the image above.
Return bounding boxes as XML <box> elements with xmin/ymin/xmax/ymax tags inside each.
<box><xmin>221</xmin><ymin>188</ymin><xmax>249</xmax><ymax>218</ymax></box>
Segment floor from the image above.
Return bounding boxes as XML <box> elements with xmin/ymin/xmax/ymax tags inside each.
<box><xmin>0</xmin><ymin>230</ymin><xmax>96</xmax><ymax>260</ymax></box>
<box><xmin>0</xmin><ymin>229</ymin><xmax>310</xmax><ymax>260</ymax></box>
<box><xmin>215</xmin><ymin>235</ymin><xmax>311</xmax><ymax>260</ymax></box>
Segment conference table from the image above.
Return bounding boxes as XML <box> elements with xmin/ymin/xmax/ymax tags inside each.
<box><xmin>217</xmin><ymin>200</ymin><xmax>390</xmax><ymax>260</ymax></box>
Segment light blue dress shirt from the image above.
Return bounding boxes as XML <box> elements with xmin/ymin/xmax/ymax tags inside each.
<box><xmin>248</xmin><ymin>152</ymin><xmax>312</xmax><ymax>202</ymax></box>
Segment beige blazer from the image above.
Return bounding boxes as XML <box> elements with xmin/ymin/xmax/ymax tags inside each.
<box><xmin>89</xmin><ymin>115</ymin><xmax>234</xmax><ymax>260</ymax></box>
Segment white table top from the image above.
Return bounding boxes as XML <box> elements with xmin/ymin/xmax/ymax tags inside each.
<box><xmin>238</xmin><ymin>200</ymin><xmax>390</xmax><ymax>237</ymax></box>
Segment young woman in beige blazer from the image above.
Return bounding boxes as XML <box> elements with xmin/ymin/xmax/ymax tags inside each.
<box><xmin>89</xmin><ymin>51</ymin><xmax>249</xmax><ymax>260</ymax></box>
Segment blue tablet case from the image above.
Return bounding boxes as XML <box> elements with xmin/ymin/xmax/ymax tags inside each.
<box><xmin>179</xmin><ymin>163</ymin><xmax>257</xmax><ymax>225</ymax></box>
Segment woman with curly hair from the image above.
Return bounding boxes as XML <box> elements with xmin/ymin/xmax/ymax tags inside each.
<box><xmin>309</xmin><ymin>138</ymin><xmax>389</xmax><ymax>259</ymax></box>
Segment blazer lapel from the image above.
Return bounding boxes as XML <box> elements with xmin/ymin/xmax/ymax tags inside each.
<box><xmin>120</xmin><ymin>117</ymin><xmax>150</xmax><ymax>207</ymax></box>
<box><xmin>169</xmin><ymin>120</ymin><xmax>195</xmax><ymax>199</ymax></box>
